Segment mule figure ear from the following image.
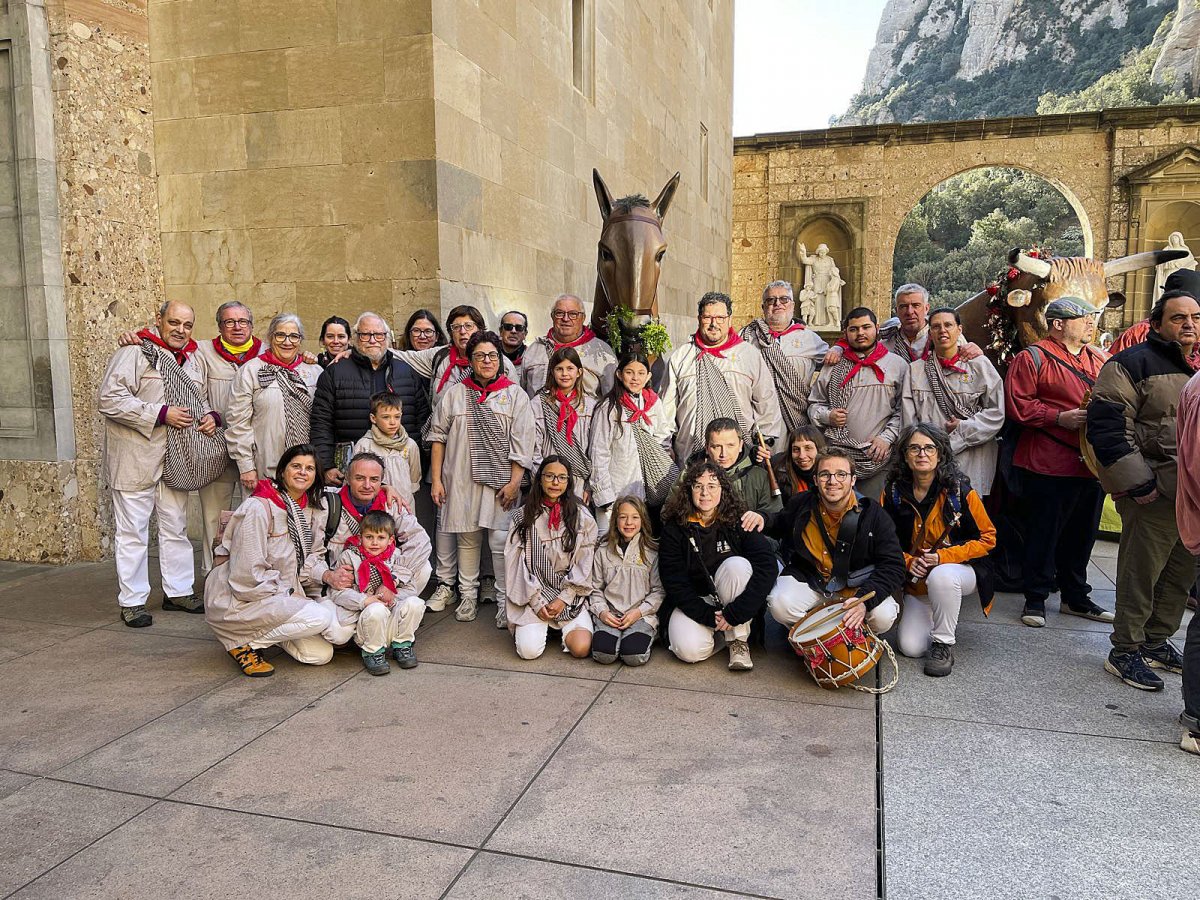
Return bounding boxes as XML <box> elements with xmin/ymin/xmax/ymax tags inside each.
<box><xmin>593</xmin><ymin>169</ymin><xmax>614</xmax><ymax>219</ymax></box>
<box><xmin>1106</xmin><ymin>291</ymin><xmax>1127</xmax><ymax>309</ymax></box>
<box><xmin>654</xmin><ymin>172</ymin><xmax>681</xmax><ymax>220</ymax></box>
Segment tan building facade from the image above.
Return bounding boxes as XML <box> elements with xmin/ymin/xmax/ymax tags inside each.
<box><xmin>0</xmin><ymin>0</ymin><xmax>733</xmax><ymax>563</ymax></box>
<box><xmin>733</xmin><ymin>105</ymin><xmax>1200</xmax><ymax>334</ymax></box>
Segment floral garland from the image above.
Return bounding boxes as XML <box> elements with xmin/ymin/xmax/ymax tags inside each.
<box><xmin>983</xmin><ymin>246</ymin><xmax>1046</xmax><ymax>367</ymax></box>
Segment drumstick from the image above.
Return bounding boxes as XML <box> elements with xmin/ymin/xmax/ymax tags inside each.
<box><xmin>757</xmin><ymin>432</ymin><xmax>782</xmax><ymax>497</ymax></box>
<box><xmin>841</xmin><ymin>590</ymin><xmax>875</xmax><ymax>611</ymax></box>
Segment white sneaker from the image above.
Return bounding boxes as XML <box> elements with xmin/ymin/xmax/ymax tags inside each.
<box><xmin>456</xmin><ymin>594</ymin><xmax>478</xmax><ymax>622</ymax></box>
<box><xmin>728</xmin><ymin>639</ymin><xmax>753</xmax><ymax>671</ymax></box>
<box><xmin>1182</xmin><ymin>731</ymin><xmax>1200</xmax><ymax>757</ymax></box>
<box><xmin>495</xmin><ymin>603</ymin><xmax>508</xmax><ymax>629</ymax></box>
<box><xmin>428</xmin><ymin>584</ymin><xmax>455</xmax><ymax>612</ymax></box>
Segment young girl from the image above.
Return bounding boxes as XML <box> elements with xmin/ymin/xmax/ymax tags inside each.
<box><xmin>588</xmin><ymin>496</ymin><xmax>664</xmax><ymax>666</ymax></box>
<box><xmin>589</xmin><ymin>349</ymin><xmax>677</xmax><ymax>531</ymax></box>
<box><xmin>504</xmin><ymin>457</ymin><xmax>598</xmax><ymax>660</ymax></box>
<box><xmin>532</xmin><ymin>347</ymin><xmax>595</xmax><ymax>502</ymax></box>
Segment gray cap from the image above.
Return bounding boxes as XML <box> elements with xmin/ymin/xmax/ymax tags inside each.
<box><xmin>1044</xmin><ymin>297</ymin><xmax>1101</xmax><ymax>321</ymax></box>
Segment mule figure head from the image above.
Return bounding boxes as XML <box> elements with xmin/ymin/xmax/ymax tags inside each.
<box><xmin>590</xmin><ymin>168</ymin><xmax>680</xmax><ymax>350</ymax></box>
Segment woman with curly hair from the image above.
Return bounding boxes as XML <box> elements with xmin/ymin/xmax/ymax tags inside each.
<box><xmin>658</xmin><ymin>459</ymin><xmax>777</xmax><ymax>670</ymax></box>
<box><xmin>504</xmin><ymin>457</ymin><xmax>598</xmax><ymax>660</ymax></box>
<box><xmin>880</xmin><ymin>423</ymin><xmax>996</xmax><ymax>677</ymax></box>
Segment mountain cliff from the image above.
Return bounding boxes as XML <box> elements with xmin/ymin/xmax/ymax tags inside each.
<box><xmin>839</xmin><ymin>0</ymin><xmax>1193</xmax><ymax>125</ymax></box>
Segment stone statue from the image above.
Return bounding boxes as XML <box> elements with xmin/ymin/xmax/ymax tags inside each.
<box><xmin>1154</xmin><ymin>231</ymin><xmax>1196</xmax><ymax>296</ymax></box>
<box><xmin>793</xmin><ymin>240</ymin><xmax>845</xmax><ymax>328</ymax></box>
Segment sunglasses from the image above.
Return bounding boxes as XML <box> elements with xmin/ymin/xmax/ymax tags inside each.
<box><xmin>500</xmin><ymin>323</ymin><xmax>526</xmax><ymax>332</ymax></box>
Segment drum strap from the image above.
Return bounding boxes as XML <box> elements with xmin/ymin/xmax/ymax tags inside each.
<box><xmin>815</xmin><ymin>505</ymin><xmax>862</xmax><ymax>593</ymax></box>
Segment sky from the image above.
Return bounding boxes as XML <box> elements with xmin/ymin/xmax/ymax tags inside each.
<box><xmin>733</xmin><ymin>0</ymin><xmax>889</xmax><ymax>136</ymax></box>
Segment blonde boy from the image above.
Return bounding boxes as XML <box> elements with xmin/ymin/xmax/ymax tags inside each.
<box><xmin>354</xmin><ymin>392</ymin><xmax>421</xmax><ymax>508</ymax></box>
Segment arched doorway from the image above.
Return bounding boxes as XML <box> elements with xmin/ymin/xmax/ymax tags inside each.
<box><xmin>892</xmin><ymin>166</ymin><xmax>1090</xmax><ymax>309</ymax></box>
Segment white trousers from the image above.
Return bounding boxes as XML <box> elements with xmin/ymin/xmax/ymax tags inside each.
<box><xmin>898</xmin><ymin>563</ymin><xmax>975</xmax><ymax>657</ymax></box>
<box><xmin>434</xmin><ymin>528</ymin><xmax>458</xmax><ymax>586</ymax></box>
<box><xmin>334</xmin><ymin>597</ymin><xmax>427</xmax><ymax>653</ymax></box>
<box><xmin>668</xmin><ymin>557</ymin><xmax>754</xmax><ymax>664</ymax></box>
<box><xmin>112</xmin><ymin>483</ymin><xmax>195</xmax><ymax>607</ymax></box>
<box><xmin>250</xmin><ymin>601</ymin><xmax>337</xmax><ymax>665</ymax></box>
<box><xmin>767</xmin><ymin>575</ymin><xmax>900</xmax><ymax>633</ymax></box>
<box><xmin>514</xmin><ymin>608</ymin><xmax>593</xmax><ymax>660</ymax></box>
<box><xmin>197</xmin><ymin>463</ymin><xmax>238</xmax><ymax>574</ymax></box>
<box><xmin>457</xmin><ymin>528</ymin><xmax>508</xmax><ymax>603</ymax></box>
<box><xmin>320</xmin><ymin>562</ymin><xmax>432</xmax><ymax>648</ymax></box>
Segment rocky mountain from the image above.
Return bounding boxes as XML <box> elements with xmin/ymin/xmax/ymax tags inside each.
<box><xmin>839</xmin><ymin>0</ymin><xmax>1195</xmax><ymax>125</ymax></box>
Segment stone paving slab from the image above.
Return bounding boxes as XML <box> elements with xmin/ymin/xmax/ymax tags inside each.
<box><xmin>444</xmin><ymin>852</ymin><xmax>749</xmax><ymax>899</ymax></box>
<box><xmin>0</xmin><ymin>564</ymin><xmax>126</xmax><ymax>628</ymax></box>
<box><xmin>171</xmin><ymin>663</ymin><xmax>606</xmax><ymax>846</ymax></box>
<box><xmin>881</xmin><ymin>713</ymin><xmax>1195</xmax><ymax>900</ymax></box>
<box><xmin>0</xmin><ymin>616</ymin><xmax>91</xmax><ymax>663</ymax></box>
<box><xmin>880</xmin><ymin>620</ymin><xmax>1185</xmax><ymax>742</ymax></box>
<box><xmin>54</xmin><ymin>655</ymin><xmax>361</xmax><ymax>797</ymax></box>
<box><xmin>488</xmin><ymin>682</ymin><xmax>878</xmax><ymax>900</ymax></box>
<box><xmin>0</xmin><ymin>779</ymin><xmax>153</xmax><ymax>897</ymax></box>
<box><xmin>7</xmin><ymin>801</ymin><xmax>472</xmax><ymax>900</ymax></box>
<box><xmin>0</xmin><ymin>629</ymin><xmax>235</xmax><ymax>774</ymax></box>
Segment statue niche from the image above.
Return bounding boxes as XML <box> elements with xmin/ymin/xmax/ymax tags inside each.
<box><xmin>780</xmin><ymin>207</ymin><xmax>860</xmax><ymax>329</ymax></box>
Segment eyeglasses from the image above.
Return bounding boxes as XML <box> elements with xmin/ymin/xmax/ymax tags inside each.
<box><xmin>449</xmin><ymin>323</ymin><xmax>477</xmax><ymax>334</ymax></box>
<box><xmin>765</xmin><ymin>297</ymin><xmax>792</xmax><ymax>307</ymax></box>
<box><xmin>500</xmin><ymin>323</ymin><xmax>527</xmax><ymax>332</ymax></box>
<box><xmin>472</xmin><ymin>352</ymin><xmax>500</xmax><ymax>362</ymax></box>
<box><xmin>700</xmin><ymin>315</ymin><xmax>730</xmax><ymax>324</ymax></box>
<box><xmin>542</xmin><ymin>473</ymin><xmax>569</xmax><ymax>483</ymax></box>
<box><xmin>220</xmin><ymin>318</ymin><xmax>251</xmax><ymax>328</ymax></box>
<box><xmin>356</xmin><ymin>331</ymin><xmax>388</xmax><ymax>342</ymax></box>
<box><xmin>274</xmin><ymin>333</ymin><xmax>303</xmax><ymax>343</ymax></box>
<box><xmin>410</xmin><ymin>328</ymin><xmax>436</xmax><ymax>338</ymax></box>
<box><xmin>816</xmin><ymin>471</ymin><xmax>851</xmax><ymax>483</ymax></box>
<box><xmin>552</xmin><ymin>310</ymin><xmax>584</xmax><ymax>320</ymax></box>
<box><xmin>906</xmin><ymin>445</ymin><xmax>938</xmax><ymax>456</ymax></box>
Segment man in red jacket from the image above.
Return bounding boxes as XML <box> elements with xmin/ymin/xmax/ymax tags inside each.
<box><xmin>1004</xmin><ymin>298</ymin><xmax>1114</xmax><ymax>628</ymax></box>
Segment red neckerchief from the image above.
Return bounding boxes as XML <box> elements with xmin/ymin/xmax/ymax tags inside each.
<box><xmin>259</xmin><ymin>349</ymin><xmax>302</xmax><ymax>370</ymax></box>
<box><xmin>547</xmin><ymin>327</ymin><xmax>596</xmax><ymax>351</ymax></box>
<box><xmin>212</xmin><ymin>336</ymin><xmax>262</xmax><ymax>366</ymax></box>
<box><xmin>543</xmin><ymin>499</ymin><xmax>562</xmax><ymax>530</ymax></box>
<box><xmin>345</xmin><ymin>534</ymin><xmax>397</xmax><ymax>593</ymax></box>
<box><xmin>437</xmin><ymin>345</ymin><xmax>471</xmax><ymax>392</ymax></box>
<box><xmin>769</xmin><ymin>322</ymin><xmax>806</xmax><ymax>339</ymax></box>
<box><xmin>337</xmin><ymin>483</ymin><xmax>387</xmax><ymax>523</ymax></box>
<box><xmin>936</xmin><ymin>353</ymin><xmax>968</xmax><ymax>375</ymax></box>
<box><xmin>554</xmin><ymin>389</ymin><xmax>579</xmax><ymax>445</ymax></box>
<box><xmin>252</xmin><ymin>479</ymin><xmax>307</xmax><ymax>511</ymax></box>
<box><xmin>463</xmin><ymin>374</ymin><xmax>513</xmax><ymax>403</ymax></box>
<box><xmin>621</xmin><ymin>388</ymin><xmax>657</xmax><ymax>426</ymax></box>
<box><xmin>693</xmin><ymin>329</ymin><xmax>742</xmax><ymax>359</ymax></box>
<box><xmin>839</xmin><ymin>341</ymin><xmax>889</xmax><ymax>388</ymax></box>
<box><xmin>138</xmin><ymin>328</ymin><xmax>196</xmax><ymax>366</ymax></box>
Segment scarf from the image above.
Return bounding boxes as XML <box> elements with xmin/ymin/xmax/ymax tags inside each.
<box><xmin>336</xmin><ymin>483</ymin><xmax>388</xmax><ymax>537</ymax></box>
<box><xmin>212</xmin><ymin>336</ymin><xmax>261</xmax><ymax>365</ymax></box>
<box><xmin>540</xmin><ymin>391</ymin><xmax>591</xmax><ymax>483</ymax></box>
<box><xmin>503</xmin><ymin>344</ymin><xmax>526</xmax><ymax>366</ymax></box>
<box><xmin>692</xmin><ymin>340</ymin><xmax>750</xmax><ymax>456</ymax></box>
<box><xmin>368</xmin><ymin>423</ymin><xmax>408</xmax><ymax>452</ymax></box>
<box><xmin>823</xmin><ymin>343</ymin><xmax>892</xmax><ymax>479</ymax></box>
<box><xmin>345</xmin><ymin>535</ymin><xmax>398</xmax><ymax>594</ymax></box>
<box><xmin>924</xmin><ymin>354</ymin><xmax>974</xmax><ymax>421</ymax></box>
<box><xmin>543</xmin><ymin>499</ymin><xmax>562</xmax><ymax>530</ymax></box>
<box><xmin>257</xmin><ymin>353</ymin><xmax>312</xmax><ymax>450</ymax></box>
<box><xmin>545</xmin><ymin>327</ymin><xmax>596</xmax><ymax>351</ymax></box>
<box><xmin>462</xmin><ymin>374</ymin><xmax>514</xmax><ymax>404</ymax></box>
<box><xmin>747</xmin><ymin>318</ymin><xmax>809</xmax><ymax>435</ymax></box>
<box><xmin>838</xmin><ymin>342</ymin><xmax>889</xmax><ymax>388</ymax></box>
<box><xmin>936</xmin><ymin>353</ymin><xmax>968</xmax><ymax>375</ymax></box>
<box><xmin>437</xmin><ymin>345</ymin><xmax>471</xmax><ymax>393</ymax></box>
<box><xmin>620</xmin><ymin>389</ymin><xmax>657</xmax><ymax>426</ymax></box>
<box><xmin>553</xmin><ymin>389</ymin><xmax>580</xmax><ymax>445</ymax></box>
<box><xmin>138</xmin><ymin>328</ymin><xmax>196</xmax><ymax>367</ymax></box>
<box><xmin>893</xmin><ymin>330</ymin><xmax>931</xmax><ymax>363</ymax></box>
<box><xmin>692</xmin><ymin>329</ymin><xmax>742</xmax><ymax>359</ymax></box>
<box><xmin>252</xmin><ymin>480</ymin><xmax>312</xmax><ymax>574</ymax></box>
<box><xmin>463</xmin><ymin>377</ymin><xmax>516</xmax><ymax>490</ymax></box>
<box><xmin>521</xmin><ymin>505</ymin><xmax>578</xmax><ymax>620</ymax></box>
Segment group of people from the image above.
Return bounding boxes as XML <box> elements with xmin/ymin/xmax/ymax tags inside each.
<box><xmin>97</xmin><ymin>276</ymin><xmax>1200</xmax><ymax>756</ymax></box>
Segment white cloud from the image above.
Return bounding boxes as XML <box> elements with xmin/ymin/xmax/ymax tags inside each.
<box><xmin>734</xmin><ymin>0</ymin><xmax>888</xmax><ymax>136</ymax></box>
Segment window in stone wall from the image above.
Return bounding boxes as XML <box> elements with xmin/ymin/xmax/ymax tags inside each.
<box><xmin>700</xmin><ymin>122</ymin><xmax>709</xmax><ymax>202</ymax></box>
<box><xmin>571</xmin><ymin>0</ymin><xmax>593</xmax><ymax>99</ymax></box>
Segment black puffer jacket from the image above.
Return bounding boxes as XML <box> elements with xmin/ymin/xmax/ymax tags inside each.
<box><xmin>309</xmin><ymin>349</ymin><xmax>429</xmax><ymax>471</ymax></box>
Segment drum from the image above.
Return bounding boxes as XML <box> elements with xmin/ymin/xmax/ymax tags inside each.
<box><xmin>787</xmin><ymin>602</ymin><xmax>894</xmax><ymax>692</ymax></box>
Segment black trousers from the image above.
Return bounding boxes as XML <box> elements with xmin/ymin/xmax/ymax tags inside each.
<box><xmin>1184</xmin><ymin>599</ymin><xmax>1200</xmax><ymax>727</ymax></box>
<box><xmin>1018</xmin><ymin>469</ymin><xmax>1104</xmax><ymax>608</ymax></box>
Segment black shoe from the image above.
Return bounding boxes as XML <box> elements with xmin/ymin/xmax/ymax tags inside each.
<box><xmin>1142</xmin><ymin>642</ymin><xmax>1184</xmax><ymax>674</ymax></box>
<box><xmin>1104</xmin><ymin>649</ymin><xmax>1164</xmax><ymax>692</ymax></box>
<box><xmin>924</xmin><ymin>641</ymin><xmax>954</xmax><ymax>677</ymax></box>
<box><xmin>1021</xmin><ymin>601</ymin><xmax>1046</xmax><ymax>628</ymax></box>
<box><xmin>162</xmin><ymin>594</ymin><xmax>204</xmax><ymax>614</ymax></box>
<box><xmin>120</xmin><ymin>605</ymin><xmax>153</xmax><ymax>628</ymax></box>
<box><xmin>1061</xmin><ymin>599</ymin><xmax>1115</xmax><ymax>623</ymax></box>
<box><xmin>391</xmin><ymin>642</ymin><xmax>418</xmax><ymax>669</ymax></box>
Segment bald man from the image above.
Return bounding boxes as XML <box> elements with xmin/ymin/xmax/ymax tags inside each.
<box><xmin>99</xmin><ymin>301</ymin><xmax>218</xmax><ymax>628</ymax></box>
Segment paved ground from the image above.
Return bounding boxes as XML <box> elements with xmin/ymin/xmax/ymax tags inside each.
<box><xmin>0</xmin><ymin>539</ymin><xmax>1193</xmax><ymax>899</ymax></box>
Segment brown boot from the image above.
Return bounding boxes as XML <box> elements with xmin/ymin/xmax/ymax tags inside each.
<box><xmin>229</xmin><ymin>645</ymin><xmax>274</xmax><ymax>677</ymax></box>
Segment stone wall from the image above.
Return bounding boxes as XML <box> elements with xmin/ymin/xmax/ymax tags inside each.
<box><xmin>733</xmin><ymin>107</ymin><xmax>1200</xmax><ymax>334</ymax></box>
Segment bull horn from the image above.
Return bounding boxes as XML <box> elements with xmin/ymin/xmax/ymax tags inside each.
<box><xmin>1009</xmin><ymin>249</ymin><xmax>1052</xmax><ymax>279</ymax></box>
<box><xmin>1103</xmin><ymin>249</ymin><xmax>1189</xmax><ymax>278</ymax></box>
